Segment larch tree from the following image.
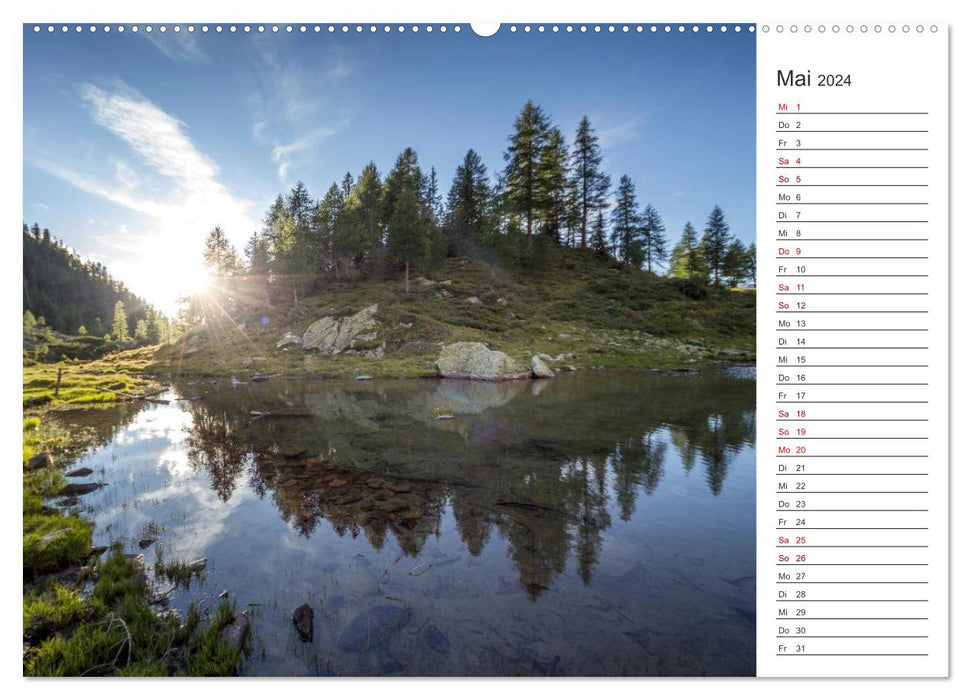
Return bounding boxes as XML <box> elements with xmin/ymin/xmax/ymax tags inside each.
<box><xmin>570</xmin><ymin>116</ymin><xmax>611</xmax><ymax>249</ymax></box>
<box><xmin>537</xmin><ymin>126</ymin><xmax>571</xmax><ymax>244</ymax></box>
<box><xmin>503</xmin><ymin>100</ymin><xmax>552</xmax><ymax>243</ymax></box>
<box><xmin>701</xmin><ymin>205</ymin><xmax>731</xmax><ymax>285</ymax></box>
<box><xmin>591</xmin><ymin>211</ymin><xmax>609</xmax><ymax>257</ymax></box>
<box><xmin>112</xmin><ymin>300</ymin><xmax>129</xmax><ymax>341</ymax></box>
<box><xmin>386</xmin><ymin>186</ymin><xmax>431</xmax><ymax>292</ymax></box>
<box><xmin>203</xmin><ymin>226</ymin><xmax>239</xmax><ymax>276</ymax></box>
<box><xmin>611</xmin><ymin>175</ymin><xmax>644</xmax><ymax>268</ymax></box>
<box><xmin>446</xmin><ymin>149</ymin><xmax>492</xmax><ymax>251</ymax></box>
<box><xmin>640</xmin><ymin>204</ymin><xmax>668</xmax><ymax>274</ymax></box>
<box><xmin>669</xmin><ymin>222</ymin><xmax>707</xmax><ymax>279</ymax></box>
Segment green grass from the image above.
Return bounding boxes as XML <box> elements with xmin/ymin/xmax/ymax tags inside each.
<box><xmin>144</xmin><ymin>248</ymin><xmax>754</xmax><ymax>379</ymax></box>
<box><xmin>23</xmin><ymin>350</ymin><xmax>160</xmax><ymax>408</ymax></box>
<box><xmin>21</xmin><ymin>415</ymin><xmax>244</xmax><ymax>677</ymax></box>
<box><xmin>153</xmin><ymin>551</ymin><xmax>203</xmax><ymax>588</ymax></box>
<box><xmin>24</xmin><ymin>548</ymin><xmax>244</xmax><ymax>677</ymax></box>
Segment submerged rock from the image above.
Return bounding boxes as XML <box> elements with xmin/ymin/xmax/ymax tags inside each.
<box><xmin>531</xmin><ymin>355</ymin><xmax>555</xmax><ymax>379</ymax></box>
<box><xmin>60</xmin><ymin>482</ymin><xmax>104</xmax><ymax>496</ymax></box>
<box><xmin>338</xmin><ymin>605</ymin><xmax>410</xmax><ymax>653</ymax></box>
<box><xmin>220</xmin><ymin>612</ymin><xmax>249</xmax><ymax>653</ymax></box>
<box><xmin>64</xmin><ymin>467</ymin><xmax>93</xmax><ymax>477</ymax></box>
<box><xmin>422</xmin><ymin>624</ymin><xmax>449</xmax><ymax>655</ymax></box>
<box><xmin>186</xmin><ymin>557</ymin><xmax>207</xmax><ymax>572</ymax></box>
<box><xmin>303</xmin><ymin>304</ymin><xmax>380</xmax><ymax>355</ymax></box>
<box><xmin>292</xmin><ymin>604</ymin><xmax>314</xmax><ymax>642</ymax></box>
<box><xmin>435</xmin><ymin>342</ymin><xmax>530</xmax><ymax>381</ymax></box>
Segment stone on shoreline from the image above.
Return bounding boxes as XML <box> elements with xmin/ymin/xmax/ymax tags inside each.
<box><xmin>435</xmin><ymin>342</ymin><xmax>530</xmax><ymax>381</ymax></box>
<box><xmin>303</xmin><ymin>304</ymin><xmax>380</xmax><ymax>355</ymax></box>
<box><xmin>25</xmin><ymin>452</ymin><xmax>53</xmax><ymax>471</ymax></box>
<box><xmin>531</xmin><ymin>355</ymin><xmax>555</xmax><ymax>379</ymax></box>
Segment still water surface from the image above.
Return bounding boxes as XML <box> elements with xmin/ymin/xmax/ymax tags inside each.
<box><xmin>57</xmin><ymin>368</ymin><xmax>756</xmax><ymax>676</ymax></box>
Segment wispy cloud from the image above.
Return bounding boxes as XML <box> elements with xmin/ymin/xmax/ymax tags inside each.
<box><xmin>37</xmin><ymin>82</ymin><xmax>257</xmax><ymax>310</ymax></box>
<box><xmin>247</xmin><ymin>41</ymin><xmax>353</xmax><ymax>183</ymax></box>
<box><xmin>270</xmin><ymin>126</ymin><xmax>339</xmax><ymax>184</ymax></box>
<box><xmin>594</xmin><ymin>113</ymin><xmax>646</xmax><ymax>150</ymax></box>
<box><xmin>36</xmin><ymin>202</ymin><xmax>49</xmax><ymax>210</ymax></box>
<box><xmin>142</xmin><ymin>31</ymin><xmax>206</xmax><ymax>63</ymax></box>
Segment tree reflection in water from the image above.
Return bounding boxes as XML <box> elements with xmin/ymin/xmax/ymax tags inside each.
<box><xmin>175</xmin><ymin>370</ymin><xmax>754</xmax><ymax>598</ymax></box>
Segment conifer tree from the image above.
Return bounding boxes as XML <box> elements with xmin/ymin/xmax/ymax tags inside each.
<box><xmin>722</xmin><ymin>238</ymin><xmax>750</xmax><ymax>287</ymax></box>
<box><xmin>611</xmin><ymin>175</ymin><xmax>644</xmax><ymax>268</ymax></box>
<box><xmin>640</xmin><ymin>204</ymin><xmax>667</xmax><ymax>273</ymax></box>
<box><xmin>570</xmin><ymin>116</ymin><xmax>611</xmax><ymax>249</ymax></box>
<box><xmin>112</xmin><ymin>300</ymin><xmax>129</xmax><ymax>341</ymax></box>
<box><xmin>424</xmin><ymin>167</ymin><xmax>444</xmax><ymax>226</ymax></box>
<box><xmin>503</xmin><ymin>101</ymin><xmax>552</xmax><ymax>243</ymax></box>
<box><xmin>203</xmin><ymin>226</ymin><xmax>239</xmax><ymax>276</ymax></box>
<box><xmin>244</xmin><ymin>232</ymin><xmax>272</xmax><ymax>276</ymax></box>
<box><xmin>386</xmin><ymin>187</ymin><xmax>431</xmax><ymax>292</ymax></box>
<box><xmin>669</xmin><ymin>222</ymin><xmax>707</xmax><ymax>279</ymax></box>
<box><xmin>591</xmin><ymin>211</ymin><xmax>608</xmax><ymax>257</ymax></box>
<box><xmin>701</xmin><ymin>205</ymin><xmax>731</xmax><ymax>284</ymax></box>
<box><xmin>446</xmin><ymin>149</ymin><xmax>492</xmax><ymax>251</ymax></box>
<box><xmin>312</xmin><ymin>183</ymin><xmax>345</xmax><ymax>273</ymax></box>
<box><xmin>537</xmin><ymin>126</ymin><xmax>570</xmax><ymax>243</ymax></box>
<box><xmin>340</xmin><ymin>172</ymin><xmax>354</xmax><ymax>199</ymax></box>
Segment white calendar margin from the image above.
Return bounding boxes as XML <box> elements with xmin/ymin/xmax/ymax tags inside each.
<box><xmin>755</xmin><ymin>25</ymin><xmax>949</xmax><ymax>678</ymax></box>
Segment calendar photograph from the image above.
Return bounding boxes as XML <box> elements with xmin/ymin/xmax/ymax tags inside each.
<box><xmin>21</xmin><ymin>23</ymin><xmax>756</xmax><ymax>676</ymax></box>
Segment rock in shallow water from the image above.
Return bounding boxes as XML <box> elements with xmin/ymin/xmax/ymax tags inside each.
<box><xmin>220</xmin><ymin>612</ymin><xmax>249</xmax><ymax>653</ymax></box>
<box><xmin>292</xmin><ymin>604</ymin><xmax>314</xmax><ymax>642</ymax></box>
<box><xmin>435</xmin><ymin>342</ymin><xmax>530</xmax><ymax>381</ymax></box>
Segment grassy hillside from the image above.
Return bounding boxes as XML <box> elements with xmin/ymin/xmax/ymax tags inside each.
<box><xmin>152</xmin><ymin>248</ymin><xmax>754</xmax><ymax>379</ymax></box>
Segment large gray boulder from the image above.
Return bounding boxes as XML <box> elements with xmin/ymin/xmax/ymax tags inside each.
<box><xmin>302</xmin><ymin>304</ymin><xmax>379</xmax><ymax>354</ymax></box>
<box><xmin>436</xmin><ymin>342</ymin><xmax>530</xmax><ymax>381</ymax></box>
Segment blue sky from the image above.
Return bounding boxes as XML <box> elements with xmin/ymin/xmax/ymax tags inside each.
<box><xmin>23</xmin><ymin>25</ymin><xmax>754</xmax><ymax>313</ymax></box>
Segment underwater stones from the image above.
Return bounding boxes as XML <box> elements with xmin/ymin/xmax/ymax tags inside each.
<box><xmin>338</xmin><ymin>605</ymin><xmax>409</xmax><ymax>653</ymax></box>
<box><xmin>422</xmin><ymin>624</ymin><xmax>449</xmax><ymax>655</ymax></box>
<box><xmin>302</xmin><ymin>304</ymin><xmax>380</xmax><ymax>355</ymax></box>
<box><xmin>279</xmin><ymin>445</ymin><xmax>308</xmax><ymax>459</ymax></box>
<box><xmin>64</xmin><ymin>467</ymin><xmax>93</xmax><ymax>477</ymax></box>
<box><xmin>435</xmin><ymin>342</ymin><xmax>530</xmax><ymax>381</ymax></box>
<box><xmin>186</xmin><ymin>557</ymin><xmax>207</xmax><ymax>572</ymax></box>
<box><xmin>220</xmin><ymin>612</ymin><xmax>249</xmax><ymax>653</ymax></box>
<box><xmin>292</xmin><ymin>604</ymin><xmax>314</xmax><ymax>642</ymax></box>
<box><xmin>60</xmin><ymin>482</ymin><xmax>105</xmax><ymax>496</ymax></box>
<box><xmin>531</xmin><ymin>355</ymin><xmax>555</xmax><ymax>379</ymax></box>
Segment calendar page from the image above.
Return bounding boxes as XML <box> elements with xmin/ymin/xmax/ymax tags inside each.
<box><xmin>14</xmin><ymin>8</ymin><xmax>952</xmax><ymax>686</ymax></box>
